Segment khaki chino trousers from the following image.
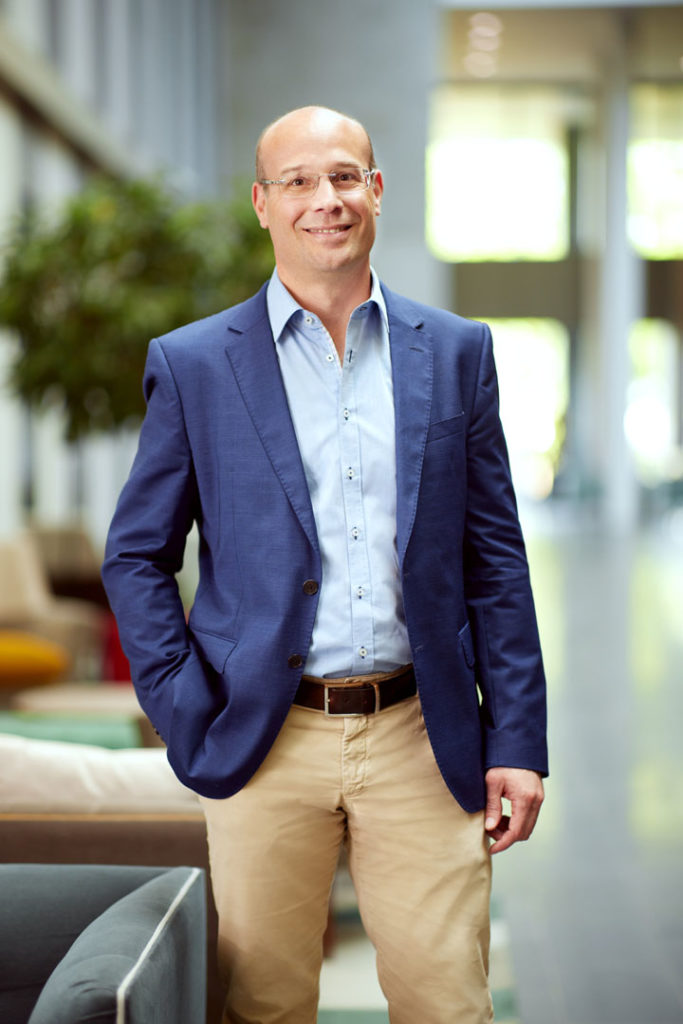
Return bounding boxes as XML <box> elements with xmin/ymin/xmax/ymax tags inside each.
<box><xmin>200</xmin><ymin>693</ymin><xmax>493</xmax><ymax>1024</ymax></box>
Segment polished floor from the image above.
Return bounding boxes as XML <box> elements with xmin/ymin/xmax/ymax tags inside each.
<box><xmin>496</xmin><ymin>505</ymin><xmax>683</xmax><ymax>1024</ymax></box>
<box><xmin>316</xmin><ymin>505</ymin><xmax>683</xmax><ymax>1023</ymax></box>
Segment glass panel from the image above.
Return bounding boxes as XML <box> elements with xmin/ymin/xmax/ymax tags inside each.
<box><xmin>625</xmin><ymin>319</ymin><xmax>681</xmax><ymax>485</ymax></box>
<box><xmin>628</xmin><ymin>84</ymin><xmax>683</xmax><ymax>259</ymax></box>
<box><xmin>426</xmin><ymin>85</ymin><xmax>569</xmax><ymax>262</ymax></box>
<box><xmin>484</xmin><ymin>319</ymin><xmax>569</xmax><ymax>500</ymax></box>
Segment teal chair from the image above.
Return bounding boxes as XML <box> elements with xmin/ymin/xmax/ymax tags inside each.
<box><xmin>0</xmin><ymin>864</ymin><xmax>206</xmax><ymax>1024</ymax></box>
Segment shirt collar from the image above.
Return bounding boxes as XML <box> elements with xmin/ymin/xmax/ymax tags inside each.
<box><xmin>266</xmin><ymin>267</ymin><xmax>388</xmax><ymax>344</ymax></box>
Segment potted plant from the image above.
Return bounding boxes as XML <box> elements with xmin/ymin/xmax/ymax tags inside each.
<box><xmin>0</xmin><ymin>176</ymin><xmax>273</xmax><ymax>440</ymax></box>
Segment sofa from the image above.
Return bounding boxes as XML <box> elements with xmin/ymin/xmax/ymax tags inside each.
<box><xmin>0</xmin><ymin>862</ymin><xmax>206</xmax><ymax>1024</ymax></box>
<box><xmin>0</xmin><ymin>733</ymin><xmax>226</xmax><ymax>1023</ymax></box>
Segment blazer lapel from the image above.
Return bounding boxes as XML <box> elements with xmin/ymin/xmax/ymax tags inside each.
<box><xmin>384</xmin><ymin>289</ymin><xmax>434</xmax><ymax>567</ymax></box>
<box><xmin>223</xmin><ymin>293</ymin><xmax>319</xmax><ymax>553</ymax></box>
<box><xmin>222</xmin><ymin>285</ymin><xmax>433</xmax><ymax>564</ymax></box>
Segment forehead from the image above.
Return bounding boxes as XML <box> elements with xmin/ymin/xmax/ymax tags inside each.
<box><xmin>260</xmin><ymin>113</ymin><xmax>370</xmax><ymax>173</ymax></box>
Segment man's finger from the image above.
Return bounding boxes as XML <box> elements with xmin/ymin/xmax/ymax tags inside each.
<box><xmin>484</xmin><ymin>778</ymin><xmax>503</xmax><ymax>831</ymax></box>
<box><xmin>484</xmin><ymin>767</ymin><xmax>544</xmax><ymax>853</ymax></box>
<box><xmin>487</xmin><ymin>819</ymin><xmax>515</xmax><ymax>854</ymax></box>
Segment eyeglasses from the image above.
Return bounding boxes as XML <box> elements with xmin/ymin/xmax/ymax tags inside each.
<box><xmin>258</xmin><ymin>168</ymin><xmax>377</xmax><ymax>198</ymax></box>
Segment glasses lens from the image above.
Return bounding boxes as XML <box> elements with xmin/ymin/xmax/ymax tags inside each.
<box><xmin>331</xmin><ymin>169</ymin><xmax>367</xmax><ymax>191</ymax></box>
<box><xmin>283</xmin><ymin>175</ymin><xmax>317</xmax><ymax>196</ymax></box>
<box><xmin>280</xmin><ymin>170</ymin><xmax>369</xmax><ymax>196</ymax></box>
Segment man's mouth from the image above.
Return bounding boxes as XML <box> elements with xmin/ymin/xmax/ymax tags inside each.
<box><xmin>304</xmin><ymin>225</ymin><xmax>351</xmax><ymax>234</ymax></box>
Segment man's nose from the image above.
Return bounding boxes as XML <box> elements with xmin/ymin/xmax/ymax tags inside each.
<box><xmin>313</xmin><ymin>175</ymin><xmax>342</xmax><ymax>208</ymax></box>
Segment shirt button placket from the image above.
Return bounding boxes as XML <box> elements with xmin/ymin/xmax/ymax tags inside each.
<box><xmin>339</xmin><ymin>334</ymin><xmax>373</xmax><ymax>673</ymax></box>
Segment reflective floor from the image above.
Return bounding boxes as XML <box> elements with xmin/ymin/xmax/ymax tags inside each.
<box><xmin>496</xmin><ymin>504</ymin><xmax>683</xmax><ymax>1024</ymax></box>
<box><xmin>319</xmin><ymin>505</ymin><xmax>683</xmax><ymax>1023</ymax></box>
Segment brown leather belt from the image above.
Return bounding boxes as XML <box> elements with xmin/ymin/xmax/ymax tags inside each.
<box><xmin>294</xmin><ymin>664</ymin><xmax>416</xmax><ymax>716</ymax></box>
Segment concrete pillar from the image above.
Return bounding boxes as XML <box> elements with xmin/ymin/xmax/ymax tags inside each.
<box><xmin>596</xmin><ymin>20</ymin><xmax>641</xmax><ymax>532</ymax></box>
<box><xmin>59</xmin><ymin>0</ymin><xmax>96</xmax><ymax>109</ymax></box>
<box><xmin>98</xmin><ymin>0</ymin><xmax>133</xmax><ymax>146</ymax></box>
<box><xmin>172</xmin><ymin>0</ymin><xmax>197</xmax><ymax>189</ymax></box>
<box><xmin>193</xmin><ymin>0</ymin><xmax>219</xmax><ymax>196</ymax></box>
<box><xmin>137</xmin><ymin>0</ymin><xmax>168</xmax><ymax>170</ymax></box>
<box><xmin>1</xmin><ymin>0</ymin><xmax>48</xmax><ymax>56</ymax></box>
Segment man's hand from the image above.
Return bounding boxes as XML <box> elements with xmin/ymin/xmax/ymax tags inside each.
<box><xmin>484</xmin><ymin>767</ymin><xmax>544</xmax><ymax>854</ymax></box>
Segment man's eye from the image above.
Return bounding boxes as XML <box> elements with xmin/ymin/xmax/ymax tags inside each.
<box><xmin>335</xmin><ymin>170</ymin><xmax>362</xmax><ymax>183</ymax></box>
<box><xmin>287</xmin><ymin>177</ymin><xmax>309</xmax><ymax>189</ymax></box>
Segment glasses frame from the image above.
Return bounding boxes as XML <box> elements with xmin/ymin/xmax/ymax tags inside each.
<box><xmin>258</xmin><ymin>168</ymin><xmax>377</xmax><ymax>197</ymax></box>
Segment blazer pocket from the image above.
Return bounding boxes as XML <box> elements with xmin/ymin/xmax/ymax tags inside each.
<box><xmin>427</xmin><ymin>411</ymin><xmax>465</xmax><ymax>442</ymax></box>
<box><xmin>191</xmin><ymin>627</ymin><xmax>237</xmax><ymax>675</ymax></box>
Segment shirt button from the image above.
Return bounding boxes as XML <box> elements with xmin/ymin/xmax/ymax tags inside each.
<box><xmin>326</xmin><ymin>353</ymin><xmax>334</xmax><ymax>363</ymax></box>
<box><xmin>304</xmin><ymin>315</ymin><xmax>313</xmax><ymax>325</ymax></box>
<box><xmin>358</xmin><ymin>647</ymin><xmax>368</xmax><ymax>658</ymax></box>
<box><xmin>288</xmin><ymin>654</ymin><xmax>303</xmax><ymax>669</ymax></box>
<box><xmin>343</xmin><ymin>408</ymin><xmax>350</xmax><ymax>420</ymax></box>
<box><xmin>302</xmin><ymin>579</ymin><xmax>319</xmax><ymax>596</ymax></box>
<box><xmin>346</xmin><ymin>467</ymin><xmax>354</xmax><ymax>480</ymax></box>
<box><xmin>351</xmin><ymin>527</ymin><xmax>360</xmax><ymax>540</ymax></box>
<box><xmin>356</xmin><ymin>586</ymin><xmax>365</xmax><ymax>598</ymax></box>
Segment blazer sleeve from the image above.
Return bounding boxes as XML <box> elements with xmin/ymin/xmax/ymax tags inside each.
<box><xmin>101</xmin><ymin>338</ymin><xmax>207</xmax><ymax>743</ymax></box>
<box><xmin>463</xmin><ymin>323</ymin><xmax>548</xmax><ymax>776</ymax></box>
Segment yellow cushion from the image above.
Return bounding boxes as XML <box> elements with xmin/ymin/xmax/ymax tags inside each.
<box><xmin>0</xmin><ymin>631</ymin><xmax>69</xmax><ymax>685</ymax></box>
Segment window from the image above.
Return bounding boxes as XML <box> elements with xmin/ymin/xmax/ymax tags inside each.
<box><xmin>625</xmin><ymin>320</ymin><xmax>681</xmax><ymax>485</ymax></box>
<box><xmin>629</xmin><ymin>85</ymin><xmax>683</xmax><ymax>260</ymax></box>
<box><xmin>486</xmin><ymin>318</ymin><xmax>569</xmax><ymax>500</ymax></box>
<box><xmin>426</xmin><ymin>85</ymin><xmax>569</xmax><ymax>262</ymax></box>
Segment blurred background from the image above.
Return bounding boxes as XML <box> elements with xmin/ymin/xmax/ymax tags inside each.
<box><xmin>0</xmin><ymin>2</ymin><xmax>681</xmax><ymax>1023</ymax></box>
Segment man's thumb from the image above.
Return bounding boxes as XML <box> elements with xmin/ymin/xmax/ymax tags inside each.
<box><xmin>485</xmin><ymin>787</ymin><xmax>502</xmax><ymax>831</ymax></box>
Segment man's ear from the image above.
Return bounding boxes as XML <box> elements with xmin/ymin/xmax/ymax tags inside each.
<box><xmin>371</xmin><ymin>170</ymin><xmax>384</xmax><ymax>216</ymax></box>
<box><xmin>252</xmin><ymin>182</ymin><xmax>269</xmax><ymax>228</ymax></box>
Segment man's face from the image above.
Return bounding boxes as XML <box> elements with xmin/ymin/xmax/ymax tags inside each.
<box><xmin>252</xmin><ymin>109</ymin><xmax>383</xmax><ymax>293</ymax></box>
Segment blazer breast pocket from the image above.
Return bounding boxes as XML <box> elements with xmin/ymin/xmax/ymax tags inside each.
<box><xmin>426</xmin><ymin>411</ymin><xmax>465</xmax><ymax>443</ymax></box>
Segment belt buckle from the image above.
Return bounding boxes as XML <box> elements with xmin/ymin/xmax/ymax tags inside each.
<box><xmin>323</xmin><ymin>681</ymin><xmax>380</xmax><ymax>717</ymax></box>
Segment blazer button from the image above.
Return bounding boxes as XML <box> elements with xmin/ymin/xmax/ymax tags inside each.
<box><xmin>302</xmin><ymin>579</ymin><xmax>319</xmax><ymax>596</ymax></box>
<box><xmin>288</xmin><ymin>654</ymin><xmax>303</xmax><ymax>669</ymax></box>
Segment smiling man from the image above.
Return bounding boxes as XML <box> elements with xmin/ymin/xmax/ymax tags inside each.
<box><xmin>103</xmin><ymin>105</ymin><xmax>548</xmax><ymax>1024</ymax></box>
<box><xmin>252</xmin><ymin>108</ymin><xmax>382</xmax><ymax>337</ymax></box>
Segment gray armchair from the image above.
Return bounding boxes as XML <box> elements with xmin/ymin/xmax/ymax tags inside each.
<box><xmin>0</xmin><ymin>863</ymin><xmax>206</xmax><ymax>1024</ymax></box>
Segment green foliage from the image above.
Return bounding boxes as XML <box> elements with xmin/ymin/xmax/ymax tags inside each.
<box><xmin>0</xmin><ymin>177</ymin><xmax>273</xmax><ymax>439</ymax></box>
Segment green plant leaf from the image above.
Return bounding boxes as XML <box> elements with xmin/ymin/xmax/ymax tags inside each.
<box><xmin>0</xmin><ymin>176</ymin><xmax>273</xmax><ymax>440</ymax></box>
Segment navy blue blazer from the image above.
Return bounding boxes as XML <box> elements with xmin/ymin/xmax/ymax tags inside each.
<box><xmin>102</xmin><ymin>283</ymin><xmax>548</xmax><ymax>813</ymax></box>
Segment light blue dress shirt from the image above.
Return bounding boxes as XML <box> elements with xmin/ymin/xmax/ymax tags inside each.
<box><xmin>266</xmin><ymin>269</ymin><xmax>412</xmax><ymax>678</ymax></box>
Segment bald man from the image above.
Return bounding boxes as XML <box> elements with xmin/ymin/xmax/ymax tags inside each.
<box><xmin>103</xmin><ymin>106</ymin><xmax>548</xmax><ymax>1023</ymax></box>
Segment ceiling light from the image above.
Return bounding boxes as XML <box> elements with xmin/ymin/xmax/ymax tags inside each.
<box><xmin>464</xmin><ymin>51</ymin><xmax>498</xmax><ymax>78</ymax></box>
<box><xmin>469</xmin><ymin>12</ymin><xmax>503</xmax><ymax>35</ymax></box>
<box><xmin>468</xmin><ymin>29</ymin><xmax>501</xmax><ymax>52</ymax></box>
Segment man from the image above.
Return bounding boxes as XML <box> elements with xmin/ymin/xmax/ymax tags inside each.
<box><xmin>103</xmin><ymin>105</ymin><xmax>547</xmax><ymax>1023</ymax></box>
